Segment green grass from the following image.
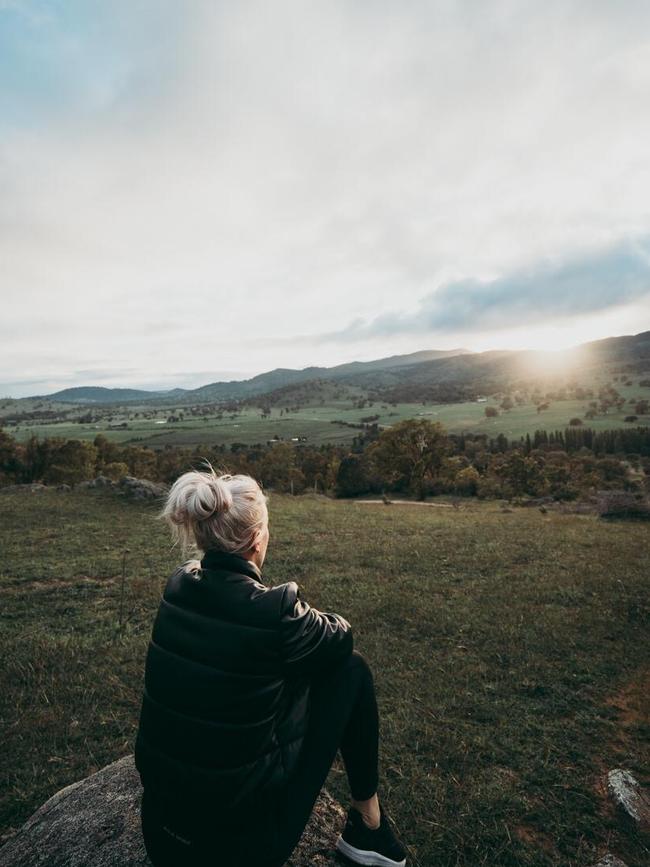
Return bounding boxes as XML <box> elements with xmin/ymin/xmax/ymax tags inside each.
<box><xmin>0</xmin><ymin>490</ymin><xmax>648</xmax><ymax>866</ymax></box>
<box><xmin>8</xmin><ymin>388</ymin><xmax>650</xmax><ymax>449</ymax></box>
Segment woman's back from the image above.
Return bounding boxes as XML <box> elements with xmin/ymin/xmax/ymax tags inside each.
<box><xmin>135</xmin><ymin>516</ymin><xmax>353</xmax><ymax>865</ymax></box>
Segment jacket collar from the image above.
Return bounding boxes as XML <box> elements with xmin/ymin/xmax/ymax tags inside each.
<box><xmin>200</xmin><ymin>548</ymin><xmax>262</xmax><ymax>582</ymax></box>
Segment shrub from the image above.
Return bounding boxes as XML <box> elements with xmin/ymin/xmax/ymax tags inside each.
<box><xmin>476</xmin><ymin>475</ymin><xmax>505</xmax><ymax>499</ymax></box>
<box><xmin>455</xmin><ymin>466</ymin><xmax>480</xmax><ymax>496</ymax></box>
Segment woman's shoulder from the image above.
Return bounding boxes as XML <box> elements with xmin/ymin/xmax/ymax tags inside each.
<box><xmin>160</xmin><ymin>561</ymin><xmax>299</xmax><ymax>627</ymax></box>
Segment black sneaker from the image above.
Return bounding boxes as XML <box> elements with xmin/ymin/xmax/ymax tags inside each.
<box><xmin>335</xmin><ymin>801</ymin><xmax>407</xmax><ymax>866</ymax></box>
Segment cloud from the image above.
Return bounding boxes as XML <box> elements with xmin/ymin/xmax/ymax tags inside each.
<box><xmin>2</xmin><ymin>1</ymin><xmax>650</xmax><ymax>393</ymax></box>
<box><xmin>313</xmin><ymin>240</ymin><xmax>650</xmax><ymax>340</ymax></box>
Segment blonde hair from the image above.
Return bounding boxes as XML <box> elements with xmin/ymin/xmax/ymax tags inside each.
<box><xmin>161</xmin><ymin>465</ymin><xmax>268</xmax><ymax>555</ymax></box>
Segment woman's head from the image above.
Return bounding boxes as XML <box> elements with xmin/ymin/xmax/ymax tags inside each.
<box><xmin>161</xmin><ymin>467</ymin><xmax>269</xmax><ymax>563</ymax></box>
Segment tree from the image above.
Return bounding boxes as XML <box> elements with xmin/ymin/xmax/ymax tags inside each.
<box><xmin>367</xmin><ymin>419</ymin><xmax>448</xmax><ymax>499</ymax></box>
<box><xmin>335</xmin><ymin>455</ymin><xmax>370</xmax><ymax>497</ymax></box>
<box><xmin>485</xmin><ymin>406</ymin><xmax>498</xmax><ymax>418</ymax></box>
<box><xmin>491</xmin><ymin>450</ymin><xmax>546</xmax><ymax>497</ymax></box>
<box><xmin>0</xmin><ymin>428</ymin><xmax>22</xmax><ymax>484</ymax></box>
<box><xmin>43</xmin><ymin>440</ymin><xmax>98</xmax><ymax>485</ymax></box>
<box><xmin>455</xmin><ymin>465</ymin><xmax>480</xmax><ymax>496</ymax></box>
<box><xmin>260</xmin><ymin>443</ymin><xmax>304</xmax><ymax>493</ymax></box>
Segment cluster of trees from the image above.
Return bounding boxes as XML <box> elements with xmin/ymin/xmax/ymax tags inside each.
<box><xmin>336</xmin><ymin>424</ymin><xmax>649</xmax><ymax>501</ymax></box>
<box><xmin>1</xmin><ymin>420</ymin><xmax>649</xmax><ymax>501</ymax></box>
<box><xmin>483</xmin><ymin>381</ymin><xmax>650</xmax><ymax>424</ymax></box>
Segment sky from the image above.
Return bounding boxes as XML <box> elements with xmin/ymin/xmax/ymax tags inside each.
<box><xmin>2</xmin><ymin>0</ymin><xmax>650</xmax><ymax>398</ymax></box>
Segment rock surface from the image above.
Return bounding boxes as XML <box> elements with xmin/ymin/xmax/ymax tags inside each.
<box><xmin>0</xmin><ymin>756</ymin><xmax>345</xmax><ymax>867</ymax></box>
<box><xmin>607</xmin><ymin>768</ymin><xmax>650</xmax><ymax>832</ymax></box>
<box><xmin>591</xmin><ymin>856</ymin><xmax>629</xmax><ymax>867</ymax></box>
<box><xmin>597</xmin><ymin>491</ymin><xmax>650</xmax><ymax>520</ymax></box>
<box><xmin>0</xmin><ymin>483</ymin><xmax>47</xmax><ymax>494</ymax></box>
<box><xmin>118</xmin><ymin>477</ymin><xmax>167</xmax><ymax>500</ymax></box>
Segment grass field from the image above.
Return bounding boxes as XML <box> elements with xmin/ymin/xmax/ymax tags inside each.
<box><xmin>0</xmin><ymin>490</ymin><xmax>648</xmax><ymax>865</ymax></box>
<box><xmin>7</xmin><ymin>387</ymin><xmax>650</xmax><ymax>450</ymax></box>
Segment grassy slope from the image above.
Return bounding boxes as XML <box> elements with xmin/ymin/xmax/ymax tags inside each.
<box><xmin>0</xmin><ymin>490</ymin><xmax>648</xmax><ymax>866</ymax></box>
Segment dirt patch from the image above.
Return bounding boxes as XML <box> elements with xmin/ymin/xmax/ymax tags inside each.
<box><xmin>604</xmin><ymin>668</ymin><xmax>650</xmax><ymax>736</ymax></box>
<box><xmin>592</xmin><ymin>666</ymin><xmax>650</xmax><ymax>820</ymax></box>
<box><xmin>512</xmin><ymin>823</ymin><xmax>556</xmax><ymax>854</ymax></box>
<box><xmin>354</xmin><ymin>499</ymin><xmax>458</xmax><ymax>508</ymax></box>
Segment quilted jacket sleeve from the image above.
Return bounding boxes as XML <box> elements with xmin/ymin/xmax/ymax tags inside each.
<box><xmin>279</xmin><ymin>581</ymin><xmax>353</xmax><ymax>675</ymax></box>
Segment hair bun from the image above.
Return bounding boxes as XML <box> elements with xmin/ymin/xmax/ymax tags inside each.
<box><xmin>191</xmin><ymin>475</ymin><xmax>232</xmax><ymax>520</ymax></box>
<box><xmin>160</xmin><ymin>468</ymin><xmax>267</xmax><ymax>555</ymax></box>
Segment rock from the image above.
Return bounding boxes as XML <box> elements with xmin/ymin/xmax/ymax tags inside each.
<box><xmin>77</xmin><ymin>476</ymin><xmax>116</xmax><ymax>490</ymax></box>
<box><xmin>590</xmin><ymin>856</ymin><xmax>629</xmax><ymax>867</ymax></box>
<box><xmin>559</xmin><ymin>501</ymin><xmax>596</xmax><ymax>515</ymax></box>
<box><xmin>93</xmin><ymin>475</ymin><xmax>116</xmax><ymax>488</ymax></box>
<box><xmin>520</xmin><ymin>496</ymin><xmax>554</xmax><ymax>508</ymax></box>
<box><xmin>56</xmin><ymin>484</ymin><xmax>72</xmax><ymax>492</ymax></box>
<box><xmin>0</xmin><ymin>756</ymin><xmax>346</xmax><ymax>866</ymax></box>
<box><xmin>118</xmin><ymin>477</ymin><xmax>167</xmax><ymax>500</ymax></box>
<box><xmin>0</xmin><ymin>483</ymin><xmax>47</xmax><ymax>494</ymax></box>
<box><xmin>607</xmin><ymin>768</ymin><xmax>650</xmax><ymax>832</ymax></box>
<box><xmin>597</xmin><ymin>491</ymin><xmax>650</xmax><ymax>521</ymax></box>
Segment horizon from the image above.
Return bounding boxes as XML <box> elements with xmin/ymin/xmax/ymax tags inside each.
<box><xmin>3</xmin><ymin>2</ymin><xmax>650</xmax><ymax>398</ymax></box>
<box><xmin>4</xmin><ymin>327</ymin><xmax>647</xmax><ymax>400</ymax></box>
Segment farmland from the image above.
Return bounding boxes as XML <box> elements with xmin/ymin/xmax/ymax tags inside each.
<box><xmin>5</xmin><ymin>386</ymin><xmax>650</xmax><ymax>450</ymax></box>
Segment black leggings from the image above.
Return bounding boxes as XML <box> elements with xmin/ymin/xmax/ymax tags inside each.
<box><xmin>141</xmin><ymin>649</ymin><xmax>379</xmax><ymax>867</ymax></box>
<box><xmin>266</xmin><ymin>648</ymin><xmax>380</xmax><ymax>865</ymax></box>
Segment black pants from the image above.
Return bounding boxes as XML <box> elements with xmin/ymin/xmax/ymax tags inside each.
<box><xmin>265</xmin><ymin>649</ymin><xmax>380</xmax><ymax>866</ymax></box>
<box><xmin>141</xmin><ymin>649</ymin><xmax>380</xmax><ymax>867</ymax></box>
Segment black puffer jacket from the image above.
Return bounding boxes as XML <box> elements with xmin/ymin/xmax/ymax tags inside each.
<box><xmin>134</xmin><ymin>548</ymin><xmax>353</xmax><ymax>844</ymax></box>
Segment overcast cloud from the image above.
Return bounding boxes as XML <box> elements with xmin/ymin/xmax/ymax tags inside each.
<box><xmin>2</xmin><ymin>0</ymin><xmax>650</xmax><ymax>396</ymax></box>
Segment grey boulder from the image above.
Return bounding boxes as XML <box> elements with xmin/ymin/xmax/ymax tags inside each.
<box><xmin>0</xmin><ymin>756</ymin><xmax>345</xmax><ymax>866</ymax></box>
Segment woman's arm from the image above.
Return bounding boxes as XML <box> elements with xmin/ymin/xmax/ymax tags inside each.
<box><xmin>278</xmin><ymin>581</ymin><xmax>353</xmax><ymax>675</ymax></box>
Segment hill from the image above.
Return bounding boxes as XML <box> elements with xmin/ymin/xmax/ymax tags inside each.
<box><xmin>24</xmin><ymin>332</ymin><xmax>650</xmax><ymax>409</ymax></box>
<box><xmin>35</xmin><ymin>386</ymin><xmax>188</xmax><ymax>404</ymax></box>
<box><xmin>26</xmin><ymin>348</ymin><xmax>470</xmax><ymax>405</ymax></box>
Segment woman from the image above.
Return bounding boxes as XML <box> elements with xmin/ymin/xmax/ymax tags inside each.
<box><xmin>135</xmin><ymin>468</ymin><xmax>408</xmax><ymax>867</ymax></box>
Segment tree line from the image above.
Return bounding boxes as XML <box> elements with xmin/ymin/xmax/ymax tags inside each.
<box><xmin>1</xmin><ymin>421</ymin><xmax>649</xmax><ymax>500</ymax></box>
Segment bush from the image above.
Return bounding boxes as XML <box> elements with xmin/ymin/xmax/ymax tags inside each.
<box><xmin>455</xmin><ymin>466</ymin><xmax>480</xmax><ymax>496</ymax></box>
<box><xmin>476</xmin><ymin>475</ymin><xmax>505</xmax><ymax>499</ymax></box>
<box><xmin>335</xmin><ymin>455</ymin><xmax>371</xmax><ymax>497</ymax></box>
<box><xmin>569</xmin><ymin>418</ymin><xmax>583</xmax><ymax>426</ymax></box>
<box><xmin>102</xmin><ymin>461</ymin><xmax>129</xmax><ymax>481</ymax></box>
<box><xmin>550</xmin><ymin>485</ymin><xmax>579</xmax><ymax>501</ymax></box>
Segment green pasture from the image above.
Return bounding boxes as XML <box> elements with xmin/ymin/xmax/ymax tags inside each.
<box><xmin>7</xmin><ymin>389</ymin><xmax>650</xmax><ymax>449</ymax></box>
<box><xmin>0</xmin><ymin>489</ymin><xmax>648</xmax><ymax>865</ymax></box>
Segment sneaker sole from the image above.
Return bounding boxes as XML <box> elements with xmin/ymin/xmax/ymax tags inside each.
<box><xmin>335</xmin><ymin>834</ymin><xmax>406</xmax><ymax>866</ymax></box>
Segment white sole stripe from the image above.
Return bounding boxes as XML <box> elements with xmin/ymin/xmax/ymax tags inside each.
<box><xmin>335</xmin><ymin>834</ymin><xmax>406</xmax><ymax>866</ymax></box>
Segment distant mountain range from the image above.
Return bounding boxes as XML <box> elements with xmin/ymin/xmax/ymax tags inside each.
<box><xmin>34</xmin><ymin>348</ymin><xmax>470</xmax><ymax>404</ymax></box>
<box><xmin>28</xmin><ymin>331</ymin><xmax>650</xmax><ymax>406</ymax></box>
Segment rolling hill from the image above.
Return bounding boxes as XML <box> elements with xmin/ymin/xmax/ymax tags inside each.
<box><xmin>20</xmin><ymin>331</ymin><xmax>650</xmax><ymax>409</ymax></box>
